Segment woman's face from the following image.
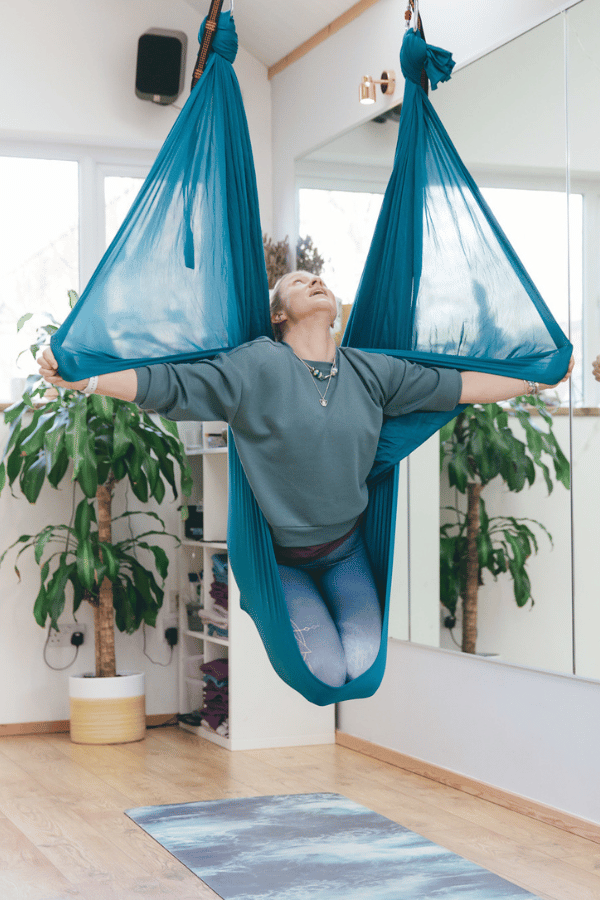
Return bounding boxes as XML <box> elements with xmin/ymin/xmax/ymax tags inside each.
<box><xmin>272</xmin><ymin>271</ymin><xmax>337</xmax><ymax>330</ymax></box>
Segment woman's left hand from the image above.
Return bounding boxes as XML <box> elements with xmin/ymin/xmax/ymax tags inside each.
<box><xmin>538</xmin><ymin>354</ymin><xmax>574</xmax><ymax>390</ymax></box>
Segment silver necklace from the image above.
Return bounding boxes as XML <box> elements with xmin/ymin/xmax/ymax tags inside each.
<box><xmin>299</xmin><ymin>351</ymin><xmax>338</xmax><ymax>407</ymax></box>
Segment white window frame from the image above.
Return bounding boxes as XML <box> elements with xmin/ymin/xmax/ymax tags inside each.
<box><xmin>0</xmin><ymin>141</ymin><xmax>154</xmax><ymax>293</ymax></box>
<box><xmin>297</xmin><ymin>165</ymin><xmax>592</xmax><ymax>403</ymax></box>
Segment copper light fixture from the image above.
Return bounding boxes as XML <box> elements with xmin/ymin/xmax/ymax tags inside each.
<box><xmin>359</xmin><ymin>70</ymin><xmax>396</xmax><ymax>104</ymax></box>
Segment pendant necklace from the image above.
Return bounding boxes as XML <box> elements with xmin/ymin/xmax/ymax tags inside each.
<box><xmin>299</xmin><ymin>350</ymin><xmax>338</xmax><ymax>407</ymax></box>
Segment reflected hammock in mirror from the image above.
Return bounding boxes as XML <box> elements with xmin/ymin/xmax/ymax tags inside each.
<box><xmin>50</xmin><ymin>12</ymin><xmax>571</xmax><ymax>705</ymax></box>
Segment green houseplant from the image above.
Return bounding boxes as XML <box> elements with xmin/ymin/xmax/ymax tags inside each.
<box><xmin>263</xmin><ymin>234</ymin><xmax>324</xmax><ymax>288</ymax></box>
<box><xmin>439</xmin><ymin>394</ymin><xmax>570</xmax><ymax>654</ymax></box>
<box><xmin>0</xmin><ymin>300</ymin><xmax>193</xmax><ymax>691</ymax></box>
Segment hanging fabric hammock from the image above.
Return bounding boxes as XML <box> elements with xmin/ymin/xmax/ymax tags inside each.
<box><xmin>51</xmin><ymin>12</ymin><xmax>572</xmax><ymax>706</ymax></box>
<box><xmin>52</xmin><ymin>10</ymin><xmax>270</xmax><ymax>381</ymax></box>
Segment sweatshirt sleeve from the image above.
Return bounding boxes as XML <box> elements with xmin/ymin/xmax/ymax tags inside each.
<box><xmin>383</xmin><ymin>357</ymin><xmax>462</xmax><ymax>416</ymax></box>
<box><xmin>134</xmin><ymin>353</ymin><xmax>243</xmax><ymax>422</ymax></box>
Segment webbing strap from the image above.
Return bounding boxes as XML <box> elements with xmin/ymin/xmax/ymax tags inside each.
<box><xmin>404</xmin><ymin>0</ymin><xmax>429</xmax><ymax>94</ymax></box>
<box><xmin>191</xmin><ymin>0</ymin><xmax>225</xmax><ymax>89</ymax></box>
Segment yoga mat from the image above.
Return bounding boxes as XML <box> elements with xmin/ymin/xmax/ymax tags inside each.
<box><xmin>126</xmin><ymin>792</ymin><xmax>542</xmax><ymax>900</ymax></box>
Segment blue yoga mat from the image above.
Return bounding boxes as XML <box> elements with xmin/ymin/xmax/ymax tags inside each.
<box><xmin>126</xmin><ymin>792</ymin><xmax>542</xmax><ymax>900</ymax></box>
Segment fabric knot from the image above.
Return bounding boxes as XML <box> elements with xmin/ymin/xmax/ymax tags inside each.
<box><xmin>198</xmin><ymin>10</ymin><xmax>238</xmax><ymax>63</ymax></box>
<box><xmin>400</xmin><ymin>28</ymin><xmax>455</xmax><ymax>90</ymax></box>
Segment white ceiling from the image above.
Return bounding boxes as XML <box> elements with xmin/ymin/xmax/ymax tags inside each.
<box><xmin>184</xmin><ymin>0</ymin><xmax>368</xmax><ymax>68</ymax></box>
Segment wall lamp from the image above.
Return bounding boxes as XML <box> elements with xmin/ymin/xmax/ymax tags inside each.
<box><xmin>359</xmin><ymin>70</ymin><xmax>396</xmax><ymax>104</ymax></box>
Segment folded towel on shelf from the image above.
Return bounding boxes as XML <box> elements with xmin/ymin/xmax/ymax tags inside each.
<box><xmin>202</xmin><ymin>674</ymin><xmax>228</xmax><ymax>689</ymax></box>
<box><xmin>200</xmin><ymin>657</ymin><xmax>228</xmax><ymax>682</ymax></box>
<box><xmin>201</xmin><ymin>715</ymin><xmax>229</xmax><ymax>736</ymax></box>
<box><xmin>200</xmin><ymin>609</ymin><xmax>228</xmax><ymax>626</ymax></box>
<box><xmin>207</xmin><ymin>624</ymin><xmax>228</xmax><ymax>639</ymax></box>
<box><xmin>209</xmin><ymin>582</ymin><xmax>229</xmax><ymax>606</ymax></box>
<box><xmin>211</xmin><ymin>553</ymin><xmax>228</xmax><ymax>583</ymax></box>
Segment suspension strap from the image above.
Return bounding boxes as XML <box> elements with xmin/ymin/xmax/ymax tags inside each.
<box><xmin>404</xmin><ymin>0</ymin><xmax>429</xmax><ymax>94</ymax></box>
<box><xmin>191</xmin><ymin>0</ymin><xmax>225</xmax><ymax>90</ymax></box>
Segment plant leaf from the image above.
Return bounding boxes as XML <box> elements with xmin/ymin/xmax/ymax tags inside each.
<box><xmin>20</xmin><ymin>455</ymin><xmax>47</xmax><ymax>503</ymax></box>
<box><xmin>74</xmin><ymin>499</ymin><xmax>94</xmax><ymax>541</ymax></box>
<box><xmin>16</xmin><ymin>313</ymin><xmax>34</xmax><ymax>332</ymax></box>
<box><xmin>76</xmin><ymin>539</ymin><xmax>96</xmax><ymax>592</ymax></box>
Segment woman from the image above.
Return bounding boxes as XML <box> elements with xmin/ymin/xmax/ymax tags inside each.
<box><xmin>39</xmin><ymin>271</ymin><xmax>574</xmax><ymax>687</ymax></box>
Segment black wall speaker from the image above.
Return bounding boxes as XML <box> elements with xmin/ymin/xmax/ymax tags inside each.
<box><xmin>135</xmin><ymin>28</ymin><xmax>188</xmax><ymax>105</ymax></box>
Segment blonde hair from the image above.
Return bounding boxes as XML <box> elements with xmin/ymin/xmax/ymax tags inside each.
<box><xmin>269</xmin><ymin>271</ymin><xmax>340</xmax><ymax>341</ymax></box>
<box><xmin>269</xmin><ymin>272</ymin><xmax>294</xmax><ymax>342</ymax></box>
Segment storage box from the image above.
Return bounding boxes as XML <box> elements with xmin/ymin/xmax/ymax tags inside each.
<box><xmin>184</xmin><ymin>505</ymin><xmax>204</xmax><ymax>540</ymax></box>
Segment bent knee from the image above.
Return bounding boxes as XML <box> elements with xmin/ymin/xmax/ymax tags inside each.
<box><xmin>344</xmin><ymin>633</ymin><xmax>381</xmax><ymax>681</ymax></box>
<box><xmin>308</xmin><ymin>651</ymin><xmax>347</xmax><ymax>688</ymax></box>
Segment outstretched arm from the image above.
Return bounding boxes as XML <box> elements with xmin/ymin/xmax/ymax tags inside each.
<box><xmin>38</xmin><ymin>348</ymin><xmax>137</xmax><ymax>402</ymax></box>
<box><xmin>459</xmin><ymin>355</ymin><xmax>574</xmax><ymax>405</ymax></box>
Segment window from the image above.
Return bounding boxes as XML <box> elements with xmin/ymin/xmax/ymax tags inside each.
<box><xmin>299</xmin><ymin>183</ymin><xmax>584</xmax><ymax>403</ymax></box>
<box><xmin>0</xmin><ymin>151</ymin><xmax>152</xmax><ymax>403</ymax></box>
<box><xmin>0</xmin><ymin>156</ymin><xmax>78</xmax><ymax>400</ymax></box>
<box><xmin>105</xmin><ymin>175</ymin><xmax>144</xmax><ymax>247</ymax></box>
<box><xmin>298</xmin><ymin>188</ymin><xmax>383</xmax><ymax>305</ymax></box>
<box><xmin>481</xmin><ymin>186</ymin><xmax>583</xmax><ymax>404</ymax></box>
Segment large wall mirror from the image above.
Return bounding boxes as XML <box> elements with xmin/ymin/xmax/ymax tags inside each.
<box><xmin>296</xmin><ymin>0</ymin><xmax>600</xmax><ymax>681</ymax></box>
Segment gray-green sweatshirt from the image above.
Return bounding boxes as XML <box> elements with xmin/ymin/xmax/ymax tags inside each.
<box><xmin>135</xmin><ymin>337</ymin><xmax>462</xmax><ymax>547</ymax></box>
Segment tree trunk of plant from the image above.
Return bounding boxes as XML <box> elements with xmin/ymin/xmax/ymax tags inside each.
<box><xmin>462</xmin><ymin>481</ymin><xmax>483</xmax><ymax>654</ymax></box>
<box><xmin>95</xmin><ymin>476</ymin><xmax>116</xmax><ymax>678</ymax></box>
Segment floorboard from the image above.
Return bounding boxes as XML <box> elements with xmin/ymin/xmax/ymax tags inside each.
<box><xmin>0</xmin><ymin>728</ymin><xmax>597</xmax><ymax>900</ymax></box>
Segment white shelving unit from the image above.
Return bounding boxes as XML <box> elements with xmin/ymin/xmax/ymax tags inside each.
<box><xmin>177</xmin><ymin>421</ymin><xmax>334</xmax><ymax>751</ymax></box>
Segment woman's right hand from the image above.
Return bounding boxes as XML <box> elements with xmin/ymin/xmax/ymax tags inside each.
<box><xmin>593</xmin><ymin>354</ymin><xmax>600</xmax><ymax>383</ymax></box>
<box><xmin>37</xmin><ymin>347</ymin><xmax>89</xmax><ymax>392</ymax></box>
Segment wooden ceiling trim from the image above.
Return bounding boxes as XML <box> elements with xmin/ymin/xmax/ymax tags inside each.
<box><xmin>267</xmin><ymin>0</ymin><xmax>383</xmax><ymax>79</ymax></box>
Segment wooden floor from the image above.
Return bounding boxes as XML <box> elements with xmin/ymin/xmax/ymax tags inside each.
<box><xmin>0</xmin><ymin>727</ymin><xmax>598</xmax><ymax>900</ymax></box>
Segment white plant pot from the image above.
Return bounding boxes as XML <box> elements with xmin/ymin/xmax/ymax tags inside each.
<box><xmin>69</xmin><ymin>672</ymin><xmax>146</xmax><ymax>745</ymax></box>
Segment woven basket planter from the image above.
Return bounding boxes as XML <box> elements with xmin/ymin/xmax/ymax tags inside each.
<box><xmin>69</xmin><ymin>672</ymin><xmax>145</xmax><ymax>744</ymax></box>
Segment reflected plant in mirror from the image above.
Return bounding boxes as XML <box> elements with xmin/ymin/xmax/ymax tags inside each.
<box><xmin>439</xmin><ymin>394</ymin><xmax>570</xmax><ymax>654</ymax></box>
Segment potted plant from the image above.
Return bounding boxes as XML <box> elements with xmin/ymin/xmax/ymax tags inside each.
<box><xmin>263</xmin><ymin>234</ymin><xmax>324</xmax><ymax>288</ymax></box>
<box><xmin>439</xmin><ymin>393</ymin><xmax>570</xmax><ymax>654</ymax></box>
<box><xmin>0</xmin><ymin>297</ymin><xmax>192</xmax><ymax>743</ymax></box>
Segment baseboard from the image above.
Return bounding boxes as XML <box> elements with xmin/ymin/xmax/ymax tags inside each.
<box><xmin>0</xmin><ymin>714</ymin><xmax>177</xmax><ymax>737</ymax></box>
<box><xmin>336</xmin><ymin>731</ymin><xmax>600</xmax><ymax>845</ymax></box>
<box><xmin>0</xmin><ymin>720</ymin><xmax>71</xmax><ymax>736</ymax></box>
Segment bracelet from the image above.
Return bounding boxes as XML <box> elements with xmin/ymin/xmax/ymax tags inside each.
<box><xmin>523</xmin><ymin>379</ymin><xmax>539</xmax><ymax>397</ymax></box>
<box><xmin>81</xmin><ymin>375</ymin><xmax>98</xmax><ymax>396</ymax></box>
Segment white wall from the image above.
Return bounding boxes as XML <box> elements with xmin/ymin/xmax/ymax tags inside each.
<box><xmin>0</xmin><ymin>0</ymin><xmax>272</xmax><ymax>725</ymax></box>
<box><xmin>0</xmin><ymin>422</ymin><xmax>183</xmax><ymax>720</ymax></box>
<box><xmin>0</xmin><ymin>0</ymin><xmax>272</xmax><ymax>225</ymax></box>
<box><xmin>269</xmin><ymin>0</ymin><xmax>600</xmax><ymax>824</ymax></box>
<box><xmin>338</xmin><ymin>641</ymin><xmax>600</xmax><ymax>825</ymax></box>
<box><xmin>0</xmin><ymin>0</ymin><xmax>272</xmax><ymax>231</ymax></box>
<box><xmin>270</xmin><ymin>0</ymin><xmax>581</xmax><ymax>243</ymax></box>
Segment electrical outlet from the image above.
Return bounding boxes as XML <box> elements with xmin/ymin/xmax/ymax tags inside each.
<box><xmin>163</xmin><ymin>615</ymin><xmax>178</xmax><ymax>638</ymax></box>
<box><xmin>47</xmin><ymin>623</ymin><xmax>86</xmax><ymax>648</ymax></box>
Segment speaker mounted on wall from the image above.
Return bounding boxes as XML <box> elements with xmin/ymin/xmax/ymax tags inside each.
<box><xmin>135</xmin><ymin>28</ymin><xmax>188</xmax><ymax>105</ymax></box>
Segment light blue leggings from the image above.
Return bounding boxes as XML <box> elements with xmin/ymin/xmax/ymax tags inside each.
<box><xmin>277</xmin><ymin>530</ymin><xmax>382</xmax><ymax>687</ymax></box>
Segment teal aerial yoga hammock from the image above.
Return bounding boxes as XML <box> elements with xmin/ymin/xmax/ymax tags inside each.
<box><xmin>51</xmin><ymin>12</ymin><xmax>572</xmax><ymax>705</ymax></box>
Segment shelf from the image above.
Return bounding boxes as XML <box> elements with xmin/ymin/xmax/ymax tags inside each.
<box><xmin>182</xmin><ymin>540</ymin><xmax>227</xmax><ymax>550</ymax></box>
<box><xmin>177</xmin><ymin>418</ymin><xmax>334</xmax><ymax>751</ymax></box>
<box><xmin>185</xmin><ymin>447</ymin><xmax>228</xmax><ymax>456</ymax></box>
<box><xmin>178</xmin><ymin>720</ymin><xmax>231</xmax><ymax>749</ymax></box>
<box><xmin>185</xmin><ymin>629</ymin><xmax>229</xmax><ymax>647</ymax></box>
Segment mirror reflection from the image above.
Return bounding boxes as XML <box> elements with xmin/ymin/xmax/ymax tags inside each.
<box><xmin>297</xmin><ymin>6</ymin><xmax>600</xmax><ymax>679</ymax></box>
<box><xmin>566</xmin><ymin>0</ymin><xmax>600</xmax><ymax>681</ymax></box>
